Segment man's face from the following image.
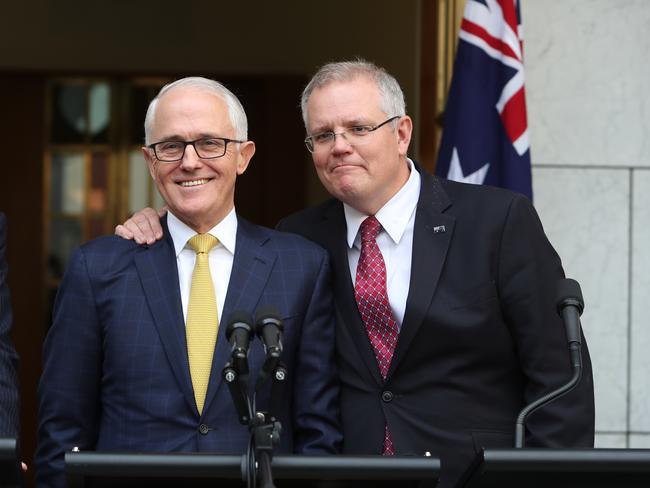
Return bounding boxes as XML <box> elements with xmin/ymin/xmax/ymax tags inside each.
<box><xmin>143</xmin><ymin>87</ymin><xmax>254</xmax><ymax>232</ymax></box>
<box><xmin>305</xmin><ymin>76</ymin><xmax>412</xmax><ymax>215</ymax></box>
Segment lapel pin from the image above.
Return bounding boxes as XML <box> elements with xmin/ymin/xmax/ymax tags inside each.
<box><xmin>433</xmin><ymin>225</ymin><xmax>446</xmax><ymax>234</ymax></box>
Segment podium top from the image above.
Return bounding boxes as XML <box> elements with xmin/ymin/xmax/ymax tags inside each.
<box><xmin>65</xmin><ymin>451</ymin><xmax>440</xmax><ymax>487</ymax></box>
<box><xmin>458</xmin><ymin>448</ymin><xmax>650</xmax><ymax>488</ymax></box>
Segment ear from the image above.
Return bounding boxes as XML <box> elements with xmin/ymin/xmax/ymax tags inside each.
<box><xmin>396</xmin><ymin>116</ymin><xmax>413</xmax><ymax>157</ymax></box>
<box><xmin>143</xmin><ymin>147</ymin><xmax>157</xmax><ymax>180</ymax></box>
<box><xmin>236</xmin><ymin>141</ymin><xmax>256</xmax><ymax>175</ymax></box>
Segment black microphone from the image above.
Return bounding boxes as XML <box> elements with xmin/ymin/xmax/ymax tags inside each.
<box><xmin>255</xmin><ymin>306</ymin><xmax>284</xmax><ymax>359</ymax></box>
<box><xmin>556</xmin><ymin>278</ymin><xmax>584</xmax><ymax>349</ymax></box>
<box><xmin>514</xmin><ymin>278</ymin><xmax>585</xmax><ymax>448</ymax></box>
<box><xmin>225</xmin><ymin>311</ymin><xmax>253</xmax><ymax>373</ymax></box>
<box><xmin>255</xmin><ymin>306</ymin><xmax>284</xmax><ymax>389</ymax></box>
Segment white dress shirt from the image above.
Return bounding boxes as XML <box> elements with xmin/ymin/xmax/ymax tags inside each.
<box><xmin>167</xmin><ymin>209</ymin><xmax>237</xmax><ymax>324</ymax></box>
<box><xmin>344</xmin><ymin>158</ymin><xmax>421</xmax><ymax>327</ymax></box>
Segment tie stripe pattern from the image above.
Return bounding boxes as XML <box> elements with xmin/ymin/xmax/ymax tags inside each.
<box><xmin>354</xmin><ymin>216</ymin><xmax>398</xmax><ymax>455</ymax></box>
<box><xmin>186</xmin><ymin>233</ymin><xmax>220</xmax><ymax>415</ymax></box>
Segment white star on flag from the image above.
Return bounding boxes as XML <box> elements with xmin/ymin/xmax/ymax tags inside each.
<box><xmin>447</xmin><ymin>147</ymin><xmax>490</xmax><ymax>185</ymax></box>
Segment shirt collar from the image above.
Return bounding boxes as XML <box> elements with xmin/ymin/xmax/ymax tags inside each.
<box><xmin>344</xmin><ymin>158</ymin><xmax>421</xmax><ymax>249</ymax></box>
<box><xmin>167</xmin><ymin>208</ymin><xmax>238</xmax><ymax>257</ymax></box>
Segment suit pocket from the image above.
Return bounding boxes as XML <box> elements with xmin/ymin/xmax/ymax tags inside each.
<box><xmin>448</xmin><ymin>281</ymin><xmax>498</xmax><ymax>310</ymax></box>
<box><xmin>471</xmin><ymin>429</ymin><xmax>513</xmax><ymax>453</ymax></box>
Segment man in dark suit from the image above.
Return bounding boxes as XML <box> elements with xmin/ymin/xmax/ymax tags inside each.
<box><xmin>0</xmin><ymin>212</ymin><xmax>19</xmax><ymax>438</ymax></box>
<box><xmin>118</xmin><ymin>61</ymin><xmax>595</xmax><ymax>487</ymax></box>
<box><xmin>36</xmin><ymin>78</ymin><xmax>342</xmax><ymax>487</ymax></box>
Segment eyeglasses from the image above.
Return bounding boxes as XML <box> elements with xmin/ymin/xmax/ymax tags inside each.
<box><xmin>147</xmin><ymin>137</ymin><xmax>245</xmax><ymax>162</ymax></box>
<box><xmin>304</xmin><ymin>116</ymin><xmax>401</xmax><ymax>153</ymax></box>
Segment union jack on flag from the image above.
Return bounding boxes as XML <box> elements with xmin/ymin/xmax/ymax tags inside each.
<box><xmin>435</xmin><ymin>0</ymin><xmax>532</xmax><ymax>199</ymax></box>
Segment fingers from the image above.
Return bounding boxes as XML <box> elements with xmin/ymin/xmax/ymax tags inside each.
<box><xmin>114</xmin><ymin>224</ymin><xmax>134</xmax><ymax>240</ymax></box>
<box><xmin>137</xmin><ymin>207</ymin><xmax>164</xmax><ymax>243</ymax></box>
<box><xmin>114</xmin><ymin>207</ymin><xmax>163</xmax><ymax>245</ymax></box>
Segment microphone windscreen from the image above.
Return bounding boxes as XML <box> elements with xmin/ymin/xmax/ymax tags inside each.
<box><xmin>226</xmin><ymin>311</ymin><xmax>252</xmax><ymax>341</ymax></box>
<box><xmin>555</xmin><ymin>278</ymin><xmax>584</xmax><ymax>316</ymax></box>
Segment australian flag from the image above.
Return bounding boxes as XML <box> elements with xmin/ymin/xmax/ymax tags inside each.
<box><xmin>435</xmin><ymin>0</ymin><xmax>532</xmax><ymax>199</ymax></box>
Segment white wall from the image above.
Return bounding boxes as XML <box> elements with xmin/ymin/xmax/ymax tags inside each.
<box><xmin>525</xmin><ymin>0</ymin><xmax>650</xmax><ymax>447</ymax></box>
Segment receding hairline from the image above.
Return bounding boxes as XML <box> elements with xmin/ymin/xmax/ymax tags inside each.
<box><xmin>301</xmin><ymin>59</ymin><xmax>406</xmax><ymax>128</ymax></box>
<box><xmin>144</xmin><ymin>77</ymin><xmax>248</xmax><ymax>144</ymax></box>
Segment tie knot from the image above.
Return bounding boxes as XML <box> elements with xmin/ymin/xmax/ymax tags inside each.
<box><xmin>360</xmin><ymin>216</ymin><xmax>382</xmax><ymax>243</ymax></box>
<box><xmin>188</xmin><ymin>233</ymin><xmax>219</xmax><ymax>254</ymax></box>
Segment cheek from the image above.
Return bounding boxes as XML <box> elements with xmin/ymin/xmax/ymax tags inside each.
<box><xmin>312</xmin><ymin>155</ymin><xmax>328</xmax><ymax>173</ymax></box>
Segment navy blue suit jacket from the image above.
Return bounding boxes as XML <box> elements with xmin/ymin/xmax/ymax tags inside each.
<box><xmin>0</xmin><ymin>213</ymin><xmax>19</xmax><ymax>437</ymax></box>
<box><xmin>36</xmin><ymin>216</ymin><xmax>342</xmax><ymax>487</ymax></box>
<box><xmin>278</xmin><ymin>165</ymin><xmax>595</xmax><ymax>488</ymax></box>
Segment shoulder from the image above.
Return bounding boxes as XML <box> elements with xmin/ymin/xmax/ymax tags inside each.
<box><xmin>427</xmin><ymin>172</ymin><xmax>531</xmax><ymax>217</ymax></box>
<box><xmin>72</xmin><ymin>235</ymin><xmax>149</xmax><ymax>274</ymax></box>
<box><xmin>277</xmin><ymin>199</ymin><xmax>341</xmax><ymax>230</ymax></box>
<box><xmin>239</xmin><ymin>218</ymin><xmax>329</xmax><ymax>261</ymax></box>
<box><xmin>79</xmin><ymin>234</ymin><xmax>142</xmax><ymax>256</ymax></box>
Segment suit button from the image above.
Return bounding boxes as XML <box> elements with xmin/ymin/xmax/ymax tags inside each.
<box><xmin>199</xmin><ymin>424</ymin><xmax>210</xmax><ymax>435</ymax></box>
<box><xmin>381</xmin><ymin>391</ymin><xmax>394</xmax><ymax>403</ymax></box>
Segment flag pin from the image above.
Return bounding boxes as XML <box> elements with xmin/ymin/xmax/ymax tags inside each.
<box><xmin>433</xmin><ymin>225</ymin><xmax>446</xmax><ymax>234</ymax></box>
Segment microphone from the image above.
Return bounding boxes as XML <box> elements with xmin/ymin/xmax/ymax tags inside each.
<box><xmin>255</xmin><ymin>306</ymin><xmax>284</xmax><ymax>389</ymax></box>
<box><xmin>255</xmin><ymin>306</ymin><xmax>284</xmax><ymax>359</ymax></box>
<box><xmin>225</xmin><ymin>311</ymin><xmax>253</xmax><ymax>374</ymax></box>
<box><xmin>514</xmin><ymin>278</ymin><xmax>585</xmax><ymax>448</ymax></box>
<box><xmin>556</xmin><ymin>279</ymin><xmax>584</xmax><ymax>369</ymax></box>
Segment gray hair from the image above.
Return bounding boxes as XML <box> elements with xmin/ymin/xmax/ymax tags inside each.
<box><xmin>300</xmin><ymin>59</ymin><xmax>406</xmax><ymax>128</ymax></box>
<box><xmin>144</xmin><ymin>77</ymin><xmax>248</xmax><ymax>144</ymax></box>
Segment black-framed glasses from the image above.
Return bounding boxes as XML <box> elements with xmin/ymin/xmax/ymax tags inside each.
<box><xmin>148</xmin><ymin>137</ymin><xmax>245</xmax><ymax>162</ymax></box>
<box><xmin>304</xmin><ymin>115</ymin><xmax>401</xmax><ymax>153</ymax></box>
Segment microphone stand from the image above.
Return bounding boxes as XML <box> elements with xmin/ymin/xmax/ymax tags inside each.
<box><xmin>514</xmin><ymin>345</ymin><xmax>582</xmax><ymax>448</ymax></box>
<box><xmin>248</xmin><ymin>361</ymin><xmax>287</xmax><ymax>488</ymax></box>
<box><xmin>514</xmin><ymin>278</ymin><xmax>585</xmax><ymax>448</ymax></box>
<box><xmin>223</xmin><ymin>350</ymin><xmax>287</xmax><ymax>488</ymax></box>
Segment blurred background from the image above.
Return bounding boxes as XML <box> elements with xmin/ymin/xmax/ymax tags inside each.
<box><xmin>0</xmin><ymin>0</ymin><xmax>648</xmax><ymax>483</ymax></box>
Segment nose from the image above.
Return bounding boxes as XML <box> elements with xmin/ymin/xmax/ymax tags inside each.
<box><xmin>330</xmin><ymin>131</ymin><xmax>353</xmax><ymax>154</ymax></box>
<box><xmin>179</xmin><ymin>143</ymin><xmax>203</xmax><ymax>170</ymax></box>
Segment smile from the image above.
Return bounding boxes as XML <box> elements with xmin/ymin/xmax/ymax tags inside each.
<box><xmin>178</xmin><ymin>178</ymin><xmax>211</xmax><ymax>187</ymax></box>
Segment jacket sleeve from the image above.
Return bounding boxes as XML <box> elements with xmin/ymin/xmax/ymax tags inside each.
<box><xmin>35</xmin><ymin>247</ymin><xmax>102</xmax><ymax>487</ymax></box>
<box><xmin>497</xmin><ymin>194</ymin><xmax>595</xmax><ymax>447</ymax></box>
<box><xmin>0</xmin><ymin>213</ymin><xmax>19</xmax><ymax>438</ymax></box>
<box><xmin>291</xmin><ymin>249</ymin><xmax>343</xmax><ymax>453</ymax></box>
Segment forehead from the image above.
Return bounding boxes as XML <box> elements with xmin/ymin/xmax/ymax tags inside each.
<box><xmin>306</xmin><ymin>76</ymin><xmax>386</xmax><ymax>130</ymax></box>
<box><xmin>151</xmin><ymin>87</ymin><xmax>233</xmax><ymax>138</ymax></box>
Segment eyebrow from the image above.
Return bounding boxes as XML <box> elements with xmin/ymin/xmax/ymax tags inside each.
<box><xmin>153</xmin><ymin>133</ymin><xmax>222</xmax><ymax>143</ymax></box>
<box><xmin>310</xmin><ymin>118</ymin><xmax>373</xmax><ymax>134</ymax></box>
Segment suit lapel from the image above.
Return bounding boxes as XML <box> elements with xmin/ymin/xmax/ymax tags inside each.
<box><xmin>203</xmin><ymin>217</ymin><xmax>276</xmax><ymax>413</ymax></box>
<box><xmin>134</xmin><ymin>217</ymin><xmax>196</xmax><ymax>412</ymax></box>
<box><xmin>317</xmin><ymin>203</ymin><xmax>384</xmax><ymax>386</ymax></box>
<box><xmin>388</xmin><ymin>170</ymin><xmax>455</xmax><ymax>378</ymax></box>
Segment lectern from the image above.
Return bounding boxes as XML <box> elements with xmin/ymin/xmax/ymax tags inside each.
<box><xmin>457</xmin><ymin>448</ymin><xmax>650</xmax><ymax>488</ymax></box>
<box><xmin>0</xmin><ymin>438</ymin><xmax>20</xmax><ymax>487</ymax></box>
<box><xmin>65</xmin><ymin>451</ymin><xmax>440</xmax><ymax>487</ymax></box>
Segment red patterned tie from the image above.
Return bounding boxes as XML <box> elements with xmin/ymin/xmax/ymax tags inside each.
<box><xmin>354</xmin><ymin>215</ymin><xmax>398</xmax><ymax>455</ymax></box>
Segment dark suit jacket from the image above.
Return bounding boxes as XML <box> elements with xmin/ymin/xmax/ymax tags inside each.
<box><xmin>36</xmin><ymin>216</ymin><xmax>342</xmax><ymax>487</ymax></box>
<box><xmin>278</xmin><ymin>165</ymin><xmax>595</xmax><ymax>488</ymax></box>
<box><xmin>0</xmin><ymin>213</ymin><xmax>19</xmax><ymax>437</ymax></box>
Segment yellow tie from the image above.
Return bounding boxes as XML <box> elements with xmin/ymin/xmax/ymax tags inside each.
<box><xmin>186</xmin><ymin>233</ymin><xmax>220</xmax><ymax>415</ymax></box>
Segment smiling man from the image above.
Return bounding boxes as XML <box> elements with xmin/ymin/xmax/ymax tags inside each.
<box><xmin>35</xmin><ymin>78</ymin><xmax>341</xmax><ymax>487</ymax></box>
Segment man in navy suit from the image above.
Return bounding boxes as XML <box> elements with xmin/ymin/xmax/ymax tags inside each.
<box><xmin>118</xmin><ymin>61</ymin><xmax>595</xmax><ymax>488</ymax></box>
<box><xmin>0</xmin><ymin>212</ymin><xmax>19</xmax><ymax>438</ymax></box>
<box><xmin>36</xmin><ymin>77</ymin><xmax>342</xmax><ymax>487</ymax></box>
